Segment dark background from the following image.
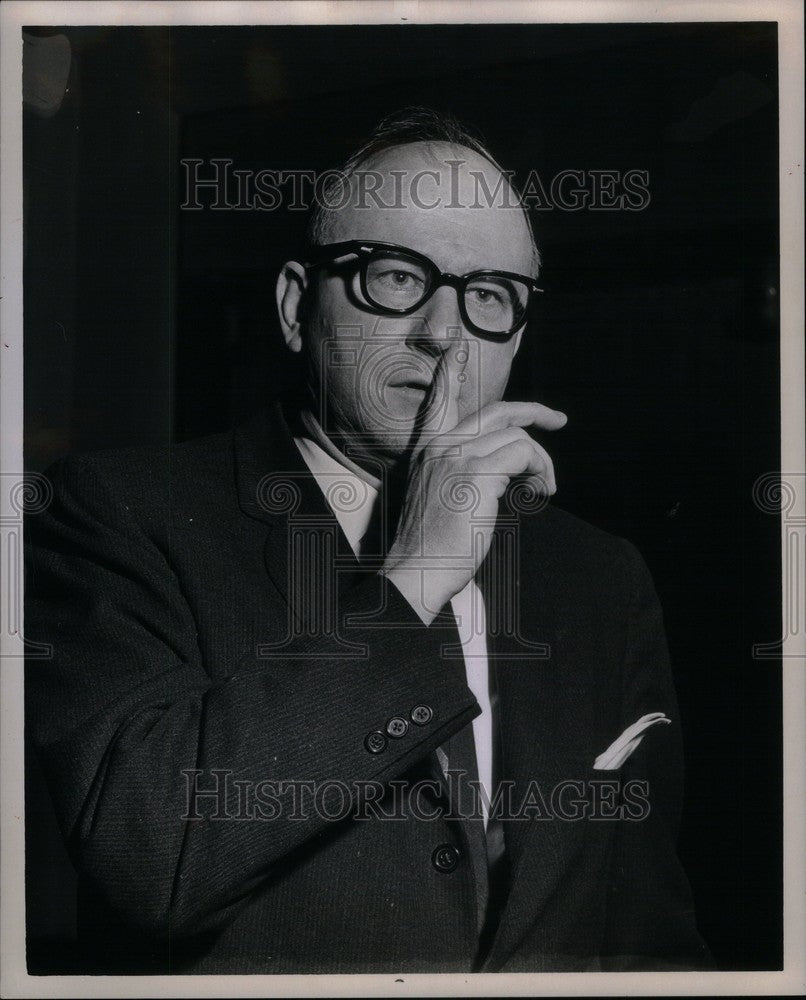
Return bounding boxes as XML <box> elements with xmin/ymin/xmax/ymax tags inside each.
<box><xmin>23</xmin><ymin>23</ymin><xmax>782</xmax><ymax>972</ymax></box>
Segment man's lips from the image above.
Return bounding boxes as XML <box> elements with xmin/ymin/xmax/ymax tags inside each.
<box><xmin>389</xmin><ymin>382</ymin><xmax>430</xmax><ymax>404</ymax></box>
<box><xmin>388</xmin><ymin>378</ymin><xmax>431</xmax><ymax>391</ymax></box>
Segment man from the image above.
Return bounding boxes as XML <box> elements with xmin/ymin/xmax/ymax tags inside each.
<box><xmin>25</xmin><ymin>108</ymin><xmax>712</xmax><ymax>973</ymax></box>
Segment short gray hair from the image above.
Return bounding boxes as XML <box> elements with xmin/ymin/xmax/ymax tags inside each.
<box><xmin>305</xmin><ymin>106</ymin><xmax>540</xmax><ymax>271</ymax></box>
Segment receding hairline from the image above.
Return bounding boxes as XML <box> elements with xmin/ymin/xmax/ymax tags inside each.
<box><xmin>310</xmin><ymin>138</ymin><xmax>541</xmax><ymax>271</ymax></box>
<box><xmin>359</xmin><ymin>137</ymin><xmax>507</xmax><ymax>170</ymax></box>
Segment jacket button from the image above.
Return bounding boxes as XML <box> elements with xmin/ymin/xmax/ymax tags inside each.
<box><xmin>386</xmin><ymin>717</ymin><xmax>408</xmax><ymax>738</ymax></box>
<box><xmin>364</xmin><ymin>731</ymin><xmax>388</xmax><ymax>754</ymax></box>
<box><xmin>410</xmin><ymin>705</ymin><xmax>433</xmax><ymax>725</ymax></box>
<box><xmin>431</xmin><ymin>844</ymin><xmax>461</xmax><ymax>873</ymax></box>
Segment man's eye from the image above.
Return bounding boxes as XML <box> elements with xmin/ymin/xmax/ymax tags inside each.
<box><xmin>373</xmin><ymin>269</ymin><xmax>423</xmax><ymax>288</ymax></box>
<box><xmin>467</xmin><ymin>284</ymin><xmax>506</xmax><ymax>307</ymax></box>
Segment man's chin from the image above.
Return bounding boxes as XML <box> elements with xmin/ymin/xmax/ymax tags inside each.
<box><xmin>344</xmin><ymin>429</ymin><xmax>416</xmax><ymax>474</ymax></box>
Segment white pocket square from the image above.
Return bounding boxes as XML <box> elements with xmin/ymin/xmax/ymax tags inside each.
<box><xmin>593</xmin><ymin>712</ymin><xmax>671</xmax><ymax>770</ymax></box>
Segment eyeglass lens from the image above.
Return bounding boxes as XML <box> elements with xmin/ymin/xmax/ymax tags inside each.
<box><xmin>364</xmin><ymin>252</ymin><xmax>529</xmax><ymax>334</ymax></box>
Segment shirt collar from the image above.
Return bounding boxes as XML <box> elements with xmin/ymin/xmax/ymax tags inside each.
<box><xmin>292</xmin><ymin>433</ymin><xmax>380</xmax><ymax>558</ymax></box>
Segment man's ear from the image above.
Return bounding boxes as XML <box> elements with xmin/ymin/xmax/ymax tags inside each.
<box><xmin>512</xmin><ymin>328</ymin><xmax>525</xmax><ymax>355</ymax></box>
<box><xmin>275</xmin><ymin>261</ymin><xmax>308</xmax><ymax>353</ymax></box>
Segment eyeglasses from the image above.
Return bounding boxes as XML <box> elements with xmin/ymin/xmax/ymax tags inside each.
<box><xmin>303</xmin><ymin>240</ymin><xmax>542</xmax><ymax>338</ymax></box>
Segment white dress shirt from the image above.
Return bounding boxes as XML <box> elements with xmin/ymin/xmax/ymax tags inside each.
<box><xmin>293</xmin><ymin>433</ymin><xmax>493</xmax><ymax>825</ymax></box>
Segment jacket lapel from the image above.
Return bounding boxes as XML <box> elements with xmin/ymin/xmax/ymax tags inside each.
<box><xmin>234</xmin><ymin>402</ymin><xmax>363</xmax><ymax>633</ymax></box>
<box><xmin>475</xmin><ymin>507</ymin><xmax>594</xmax><ymax>970</ymax></box>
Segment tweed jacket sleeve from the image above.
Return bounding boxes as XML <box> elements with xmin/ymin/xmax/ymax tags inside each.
<box><xmin>25</xmin><ymin>448</ymin><xmax>480</xmax><ymax>942</ymax></box>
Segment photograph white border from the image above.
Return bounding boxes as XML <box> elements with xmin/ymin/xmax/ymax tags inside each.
<box><xmin>2</xmin><ymin>2</ymin><xmax>803</xmax><ymax>996</ymax></box>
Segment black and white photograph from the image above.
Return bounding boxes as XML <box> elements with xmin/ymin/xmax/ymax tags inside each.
<box><xmin>1</xmin><ymin>1</ymin><xmax>804</xmax><ymax>995</ymax></box>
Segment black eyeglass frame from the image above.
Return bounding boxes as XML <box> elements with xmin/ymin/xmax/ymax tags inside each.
<box><xmin>303</xmin><ymin>240</ymin><xmax>543</xmax><ymax>338</ymax></box>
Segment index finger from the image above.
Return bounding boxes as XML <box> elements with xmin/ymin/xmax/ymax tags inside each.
<box><xmin>455</xmin><ymin>400</ymin><xmax>568</xmax><ymax>438</ymax></box>
<box><xmin>412</xmin><ymin>337</ymin><xmax>468</xmax><ymax>454</ymax></box>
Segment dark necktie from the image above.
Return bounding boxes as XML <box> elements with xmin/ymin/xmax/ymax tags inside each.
<box><xmin>439</xmin><ymin>712</ymin><xmax>490</xmax><ymax>935</ymax></box>
<box><xmin>474</xmin><ymin>655</ymin><xmax>510</xmax><ymax>968</ymax></box>
<box><xmin>437</xmin><ymin>609</ymin><xmax>510</xmax><ymax>957</ymax></box>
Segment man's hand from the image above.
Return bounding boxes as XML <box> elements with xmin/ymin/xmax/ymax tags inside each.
<box><xmin>382</xmin><ymin>341</ymin><xmax>567</xmax><ymax>624</ymax></box>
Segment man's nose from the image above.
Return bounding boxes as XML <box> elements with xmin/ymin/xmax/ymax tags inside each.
<box><xmin>404</xmin><ymin>285</ymin><xmax>465</xmax><ymax>356</ymax></box>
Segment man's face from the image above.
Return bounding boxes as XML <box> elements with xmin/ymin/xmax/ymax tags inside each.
<box><xmin>299</xmin><ymin>142</ymin><xmax>536</xmax><ymax>466</ymax></box>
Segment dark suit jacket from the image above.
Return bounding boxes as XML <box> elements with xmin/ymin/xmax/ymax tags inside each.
<box><xmin>24</xmin><ymin>401</ymin><xmax>712</xmax><ymax>974</ymax></box>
